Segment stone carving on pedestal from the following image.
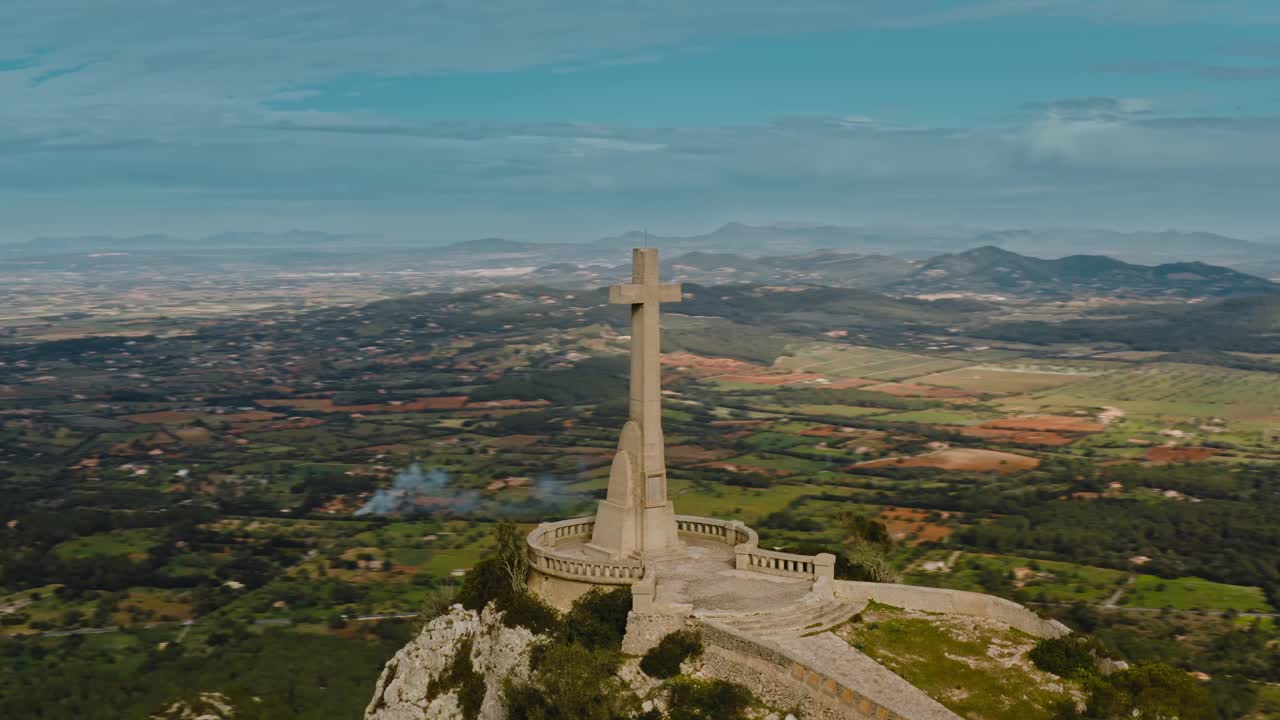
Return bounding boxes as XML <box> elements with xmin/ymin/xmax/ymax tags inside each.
<box><xmin>585</xmin><ymin>248</ymin><xmax>684</xmax><ymax>561</ymax></box>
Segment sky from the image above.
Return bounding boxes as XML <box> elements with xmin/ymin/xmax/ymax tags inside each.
<box><xmin>2</xmin><ymin>0</ymin><xmax>1280</xmax><ymax>243</ymax></box>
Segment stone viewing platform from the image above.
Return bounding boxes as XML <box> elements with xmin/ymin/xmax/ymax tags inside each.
<box><xmin>527</xmin><ymin>513</ymin><xmax>834</xmax><ymax>615</ymax></box>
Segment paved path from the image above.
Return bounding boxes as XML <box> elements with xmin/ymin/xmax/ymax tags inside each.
<box><xmin>1103</xmin><ymin>573</ymin><xmax>1136</xmax><ymax>608</ymax></box>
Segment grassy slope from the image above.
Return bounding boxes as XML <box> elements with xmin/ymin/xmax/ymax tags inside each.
<box><xmin>839</xmin><ymin>604</ymin><xmax>1078</xmax><ymax>720</ymax></box>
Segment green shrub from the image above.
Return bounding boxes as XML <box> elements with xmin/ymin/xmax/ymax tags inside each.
<box><xmin>502</xmin><ymin>643</ymin><xmax>637</xmax><ymax>720</ymax></box>
<box><xmin>502</xmin><ymin>589</ymin><xmax>559</xmax><ymax>634</ymax></box>
<box><xmin>1030</xmin><ymin>636</ymin><xmax>1096</xmax><ymax>679</ymax></box>
<box><xmin>1067</xmin><ymin>663</ymin><xmax>1215</xmax><ymax>720</ymax></box>
<box><xmin>456</xmin><ymin>557</ymin><xmax>512</xmax><ymax>611</ymax></box>
<box><xmin>558</xmin><ymin>587</ymin><xmax>632</xmax><ymax>651</ymax></box>
<box><xmin>639</xmin><ymin>630</ymin><xmax>703</xmax><ymax>678</ymax></box>
<box><xmin>666</xmin><ymin>677</ymin><xmax>754</xmax><ymax>720</ymax></box>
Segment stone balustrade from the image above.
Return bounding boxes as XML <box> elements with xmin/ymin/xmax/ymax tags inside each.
<box><xmin>526</xmin><ymin>517</ymin><xmax>645</xmax><ymax>585</ymax></box>
<box><xmin>527</xmin><ymin>514</ymin><xmax>834</xmax><ymax>586</ymax></box>
<box><xmin>737</xmin><ymin>546</ymin><xmax>835</xmax><ymax>581</ymax></box>
<box><xmin>677</xmin><ymin>514</ymin><xmax>834</xmax><ymax>582</ymax></box>
<box><xmin>675</xmin><ymin>515</ymin><xmax>753</xmax><ymax>545</ymax></box>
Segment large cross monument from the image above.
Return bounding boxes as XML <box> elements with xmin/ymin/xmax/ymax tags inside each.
<box><xmin>586</xmin><ymin>248</ymin><xmax>684</xmax><ymax>560</ymax></box>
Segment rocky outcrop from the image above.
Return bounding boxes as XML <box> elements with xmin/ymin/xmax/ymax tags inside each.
<box><xmin>151</xmin><ymin>692</ymin><xmax>237</xmax><ymax>720</ymax></box>
<box><xmin>365</xmin><ymin>605</ymin><xmax>540</xmax><ymax>720</ymax></box>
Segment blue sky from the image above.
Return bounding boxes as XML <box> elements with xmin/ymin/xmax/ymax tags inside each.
<box><xmin>2</xmin><ymin>1</ymin><xmax>1279</xmax><ymax>242</ymax></box>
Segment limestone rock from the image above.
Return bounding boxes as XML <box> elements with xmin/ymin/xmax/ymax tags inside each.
<box><xmin>151</xmin><ymin>692</ymin><xmax>237</xmax><ymax>720</ymax></box>
<box><xmin>365</xmin><ymin>604</ymin><xmax>539</xmax><ymax>720</ymax></box>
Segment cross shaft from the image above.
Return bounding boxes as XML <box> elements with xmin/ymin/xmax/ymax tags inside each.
<box><xmin>609</xmin><ymin>248</ymin><xmax>680</xmax><ymax>507</ymax></box>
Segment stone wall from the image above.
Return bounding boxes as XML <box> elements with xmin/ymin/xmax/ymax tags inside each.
<box><xmin>697</xmin><ymin>620</ymin><xmax>961</xmax><ymax>720</ymax></box>
<box><xmin>621</xmin><ymin>611</ymin><xmax>692</xmax><ymax>655</ymax></box>
<box><xmin>833</xmin><ymin>581</ymin><xmax>1070</xmax><ymax>639</ymax></box>
<box><xmin>526</xmin><ymin>570</ymin><xmax>602</xmax><ymax>611</ymax></box>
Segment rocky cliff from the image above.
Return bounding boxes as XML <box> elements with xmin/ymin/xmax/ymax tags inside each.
<box><xmin>364</xmin><ymin>605</ymin><xmax>540</xmax><ymax>720</ymax></box>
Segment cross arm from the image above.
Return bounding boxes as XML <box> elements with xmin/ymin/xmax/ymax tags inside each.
<box><xmin>609</xmin><ymin>282</ymin><xmax>682</xmax><ymax>305</ymax></box>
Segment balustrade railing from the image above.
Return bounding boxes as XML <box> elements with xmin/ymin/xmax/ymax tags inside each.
<box><xmin>526</xmin><ymin>514</ymin><xmax>830</xmax><ymax>585</ymax></box>
<box><xmin>526</xmin><ymin>517</ymin><xmax>645</xmax><ymax>585</ymax></box>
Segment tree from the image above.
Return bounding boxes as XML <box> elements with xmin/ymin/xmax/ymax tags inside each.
<box><xmin>502</xmin><ymin>643</ymin><xmax>638</xmax><ymax>720</ymax></box>
<box><xmin>494</xmin><ymin>521</ymin><xmax>529</xmax><ymax>593</ymax></box>
<box><xmin>1076</xmin><ymin>664</ymin><xmax>1215</xmax><ymax>720</ymax></box>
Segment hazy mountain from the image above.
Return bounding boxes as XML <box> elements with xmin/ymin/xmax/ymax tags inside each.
<box><xmin>894</xmin><ymin>246</ymin><xmax>1276</xmax><ymax>298</ymax></box>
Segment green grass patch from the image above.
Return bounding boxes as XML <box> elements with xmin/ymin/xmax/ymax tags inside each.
<box><xmin>722</xmin><ymin>453</ymin><xmax>833</xmax><ymax>474</ymax></box>
<box><xmin>841</xmin><ymin>607</ymin><xmax>1077</xmax><ymax>720</ymax></box>
<box><xmin>876</xmin><ymin>409</ymin><xmax>992</xmax><ymax>425</ymax></box>
<box><xmin>1123</xmin><ymin>574</ymin><xmax>1273</xmax><ymax>613</ymax></box>
<box><xmin>905</xmin><ymin>553</ymin><xmax>1128</xmax><ymax>604</ymax></box>
<box><xmin>779</xmin><ymin>404</ymin><xmax>890</xmax><ymax>418</ymax></box>
<box><xmin>52</xmin><ymin>529</ymin><xmax>161</xmax><ymax>560</ymax></box>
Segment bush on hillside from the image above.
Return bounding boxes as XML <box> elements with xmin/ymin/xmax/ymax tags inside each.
<box><xmin>639</xmin><ymin>630</ymin><xmax>703</xmax><ymax>678</ymax></box>
<box><xmin>456</xmin><ymin>557</ymin><xmax>513</xmax><ymax>611</ymax></box>
<box><xmin>558</xmin><ymin>587</ymin><xmax>632</xmax><ymax>651</ymax></box>
<box><xmin>502</xmin><ymin>643</ymin><xmax>637</xmax><ymax>720</ymax></box>
<box><xmin>501</xmin><ymin>589</ymin><xmax>559</xmax><ymax>634</ymax></box>
<box><xmin>1030</xmin><ymin>636</ymin><xmax>1097</xmax><ymax>679</ymax></box>
<box><xmin>665</xmin><ymin>677</ymin><xmax>754</xmax><ymax>720</ymax></box>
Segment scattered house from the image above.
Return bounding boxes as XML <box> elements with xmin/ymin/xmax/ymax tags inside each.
<box><xmin>919</xmin><ymin>560</ymin><xmax>950</xmax><ymax>573</ymax></box>
<box><xmin>1129</xmin><ymin>555</ymin><xmax>1152</xmax><ymax>566</ymax></box>
<box><xmin>1188</xmin><ymin>671</ymin><xmax>1212</xmax><ymax>682</ymax></box>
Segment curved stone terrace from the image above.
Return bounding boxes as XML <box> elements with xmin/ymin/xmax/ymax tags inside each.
<box><xmin>527</xmin><ymin>514</ymin><xmax>829</xmax><ymax>615</ymax></box>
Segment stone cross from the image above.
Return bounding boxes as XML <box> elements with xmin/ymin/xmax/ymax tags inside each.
<box><xmin>587</xmin><ymin>248</ymin><xmax>684</xmax><ymax>560</ymax></box>
<box><xmin>609</xmin><ymin>248</ymin><xmax>681</xmax><ymax>506</ymax></box>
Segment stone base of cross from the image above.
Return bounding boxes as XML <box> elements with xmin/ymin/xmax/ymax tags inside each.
<box><xmin>586</xmin><ymin>248</ymin><xmax>684</xmax><ymax>561</ymax></box>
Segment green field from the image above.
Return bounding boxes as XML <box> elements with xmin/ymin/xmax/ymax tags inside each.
<box><xmin>776</xmin><ymin>343</ymin><xmax>968</xmax><ymax>382</ymax></box>
<box><xmin>1022</xmin><ymin>363</ymin><xmax>1280</xmax><ymax>422</ymax></box>
<box><xmin>913</xmin><ymin>366</ymin><xmax>1090</xmax><ymax>394</ymax></box>
<box><xmin>780</xmin><ymin>404</ymin><xmax>891</xmax><ymax>418</ymax></box>
<box><xmin>722</xmin><ymin>453</ymin><xmax>835</xmax><ymax>474</ymax></box>
<box><xmin>52</xmin><ymin>528</ymin><xmax>161</xmax><ymax>559</ymax></box>
<box><xmin>906</xmin><ymin>552</ymin><xmax>1129</xmax><ymax>604</ymax></box>
<box><xmin>1122</xmin><ymin>574</ymin><xmax>1273</xmax><ymax>613</ymax></box>
<box><xmin>668</xmin><ymin>479</ymin><xmax>857</xmax><ymax>524</ymax></box>
<box><xmin>877</xmin><ymin>409</ymin><xmax>994</xmax><ymax>425</ymax></box>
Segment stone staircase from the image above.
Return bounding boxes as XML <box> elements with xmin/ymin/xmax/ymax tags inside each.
<box><xmin>702</xmin><ymin>596</ymin><xmax>867</xmax><ymax>641</ymax></box>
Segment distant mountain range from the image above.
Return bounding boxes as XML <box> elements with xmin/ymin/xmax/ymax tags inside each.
<box><xmin>887</xmin><ymin>246</ymin><xmax>1277</xmax><ymax>299</ymax></box>
<box><xmin>7</xmin><ymin>222</ymin><xmax>1280</xmax><ymax>298</ymax></box>
<box><xmin>523</xmin><ymin>245</ymin><xmax>1276</xmax><ymax>300</ymax></box>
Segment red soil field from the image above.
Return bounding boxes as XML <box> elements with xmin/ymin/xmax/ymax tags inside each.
<box><xmin>717</xmin><ymin>373</ymin><xmax>824</xmax><ymax>385</ymax></box>
<box><xmin>855</xmin><ymin>448</ymin><xmax>1040</xmax><ymax>475</ymax></box>
<box><xmin>1145</xmin><ymin>446</ymin><xmax>1221</xmax><ymax>464</ymax></box>
<box><xmin>981</xmin><ymin>415</ymin><xmax>1106</xmax><ymax>433</ymax></box>
<box><xmin>661</xmin><ymin>352</ymin><xmax>763</xmax><ymax>377</ymax></box>
<box><xmin>878</xmin><ymin>507</ymin><xmax>954</xmax><ymax>545</ymax></box>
